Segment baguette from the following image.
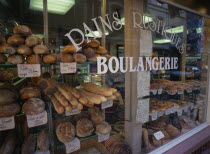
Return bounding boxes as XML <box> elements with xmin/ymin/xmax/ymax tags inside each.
<box><xmin>113</xmin><ymin>92</ymin><xmax>121</xmax><ymax>97</ymax></box>
<box><xmin>63</xmin><ymin>84</ymin><xmax>80</xmax><ymax>98</ymax></box>
<box><xmin>65</xmin><ymin>104</ymin><xmax>72</xmax><ymax>113</ymax></box>
<box><xmin>106</xmin><ymin>95</ymin><xmax>117</xmax><ymax>100</ymax></box>
<box><xmin>57</xmin><ymin>85</ymin><xmax>73</xmax><ymax>102</ymax></box>
<box><xmin>77</xmin><ymin>89</ymin><xmax>102</xmax><ymax>104</ymax></box>
<box><xmin>54</xmin><ymin>90</ymin><xmax>69</xmax><ymax>107</ymax></box>
<box><xmin>78</xmin><ymin>96</ymin><xmax>94</xmax><ymax>107</ymax></box>
<box><xmin>69</xmin><ymin>96</ymin><xmax>79</xmax><ymax>107</ymax></box>
<box><xmin>76</xmin><ymin>103</ymin><xmax>83</xmax><ymax>110</ymax></box>
<box><xmin>50</xmin><ymin>96</ymin><xmax>64</xmax><ymax>114</ymax></box>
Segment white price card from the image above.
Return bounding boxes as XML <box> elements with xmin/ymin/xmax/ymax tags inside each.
<box><xmin>65</xmin><ymin>107</ymin><xmax>81</xmax><ymax>116</ymax></box>
<box><xmin>153</xmin><ymin>131</ymin><xmax>165</xmax><ymax>140</ymax></box>
<box><xmin>60</xmin><ymin>62</ymin><xmax>77</xmax><ymax>74</ymax></box>
<box><xmin>0</xmin><ymin>116</ymin><xmax>15</xmax><ymax>131</ymax></box>
<box><xmin>165</xmin><ymin>107</ymin><xmax>176</xmax><ymax>115</ymax></box>
<box><xmin>34</xmin><ymin>150</ymin><xmax>50</xmax><ymax>154</ymax></box>
<box><xmin>150</xmin><ymin>112</ymin><xmax>158</xmax><ymax>121</ymax></box>
<box><xmin>97</xmin><ymin>133</ymin><xmax>110</xmax><ymax>142</ymax></box>
<box><xmin>184</xmin><ymin>105</ymin><xmax>189</xmax><ymax>112</ymax></box>
<box><xmin>190</xmin><ymin>103</ymin><xmax>194</xmax><ymax>110</ymax></box>
<box><xmin>158</xmin><ymin>111</ymin><xmax>165</xmax><ymax>117</ymax></box>
<box><xmin>177</xmin><ymin>108</ymin><xmax>183</xmax><ymax>116</ymax></box>
<box><xmin>26</xmin><ymin>110</ymin><xmax>48</xmax><ymax>128</ymax></box>
<box><xmin>65</xmin><ymin>137</ymin><xmax>80</xmax><ymax>153</ymax></box>
<box><xmin>158</xmin><ymin>88</ymin><xmax>163</xmax><ymax>94</ymax></box>
<box><xmin>101</xmin><ymin>100</ymin><xmax>113</xmax><ymax>109</ymax></box>
<box><xmin>18</xmin><ymin>64</ymin><xmax>41</xmax><ymax>77</ymax></box>
<box><xmin>178</xmin><ymin>90</ymin><xmax>184</xmax><ymax>95</ymax></box>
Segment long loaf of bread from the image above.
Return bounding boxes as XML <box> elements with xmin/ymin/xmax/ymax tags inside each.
<box><xmin>65</xmin><ymin>104</ymin><xmax>72</xmax><ymax>113</ymax></box>
<box><xmin>50</xmin><ymin>96</ymin><xmax>64</xmax><ymax>114</ymax></box>
<box><xmin>54</xmin><ymin>90</ymin><xmax>69</xmax><ymax>107</ymax></box>
<box><xmin>57</xmin><ymin>85</ymin><xmax>73</xmax><ymax>102</ymax></box>
<box><xmin>63</xmin><ymin>84</ymin><xmax>80</xmax><ymax>99</ymax></box>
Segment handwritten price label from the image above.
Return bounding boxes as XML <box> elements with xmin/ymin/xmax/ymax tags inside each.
<box><xmin>165</xmin><ymin>107</ymin><xmax>176</xmax><ymax>115</ymax></box>
<box><xmin>97</xmin><ymin>133</ymin><xmax>110</xmax><ymax>142</ymax></box>
<box><xmin>150</xmin><ymin>112</ymin><xmax>158</xmax><ymax>121</ymax></box>
<box><xmin>18</xmin><ymin>64</ymin><xmax>41</xmax><ymax>77</ymax></box>
<box><xmin>65</xmin><ymin>107</ymin><xmax>81</xmax><ymax>116</ymax></box>
<box><xmin>26</xmin><ymin>110</ymin><xmax>48</xmax><ymax>128</ymax></box>
<box><xmin>101</xmin><ymin>100</ymin><xmax>113</xmax><ymax>109</ymax></box>
<box><xmin>65</xmin><ymin>137</ymin><xmax>80</xmax><ymax>153</ymax></box>
<box><xmin>60</xmin><ymin>62</ymin><xmax>77</xmax><ymax>74</ymax></box>
<box><xmin>0</xmin><ymin>116</ymin><xmax>15</xmax><ymax>131</ymax></box>
<box><xmin>153</xmin><ymin>131</ymin><xmax>165</xmax><ymax>140</ymax></box>
<box><xmin>34</xmin><ymin>150</ymin><xmax>50</xmax><ymax>154</ymax></box>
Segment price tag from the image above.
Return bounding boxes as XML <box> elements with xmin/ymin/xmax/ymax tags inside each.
<box><xmin>101</xmin><ymin>100</ymin><xmax>113</xmax><ymax>109</ymax></box>
<box><xmin>153</xmin><ymin>131</ymin><xmax>165</xmax><ymax>140</ymax></box>
<box><xmin>184</xmin><ymin>105</ymin><xmax>189</xmax><ymax>112</ymax></box>
<box><xmin>65</xmin><ymin>137</ymin><xmax>80</xmax><ymax>153</ymax></box>
<box><xmin>34</xmin><ymin>150</ymin><xmax>50</xmax><ymax>154</ymax></box>
<box><xmin>18</xmin><ymin>64</ymin><xmax>41</xmax><ymax>77</ymax></box>
<box><xmin>177</xmin><ymin>108</ymin><xmax>183</xmax><ymax>116</ymax></box>
<box><xmin>65</xmin><ymin>107</ymin><xmax>81</xmax><ymax>116</ymax></box>
<box><xmin>26</xmin><ymin>110</ymin><xmax>48</xmax><ymax>128</ymax></box>
<box><xmin>60</xmin><ymin>62</ymin><xmax>77</xmax><ymax>74</ymax></box>
<box><xmin>97</xmin><ymin>133</ymin><xmax>110</xmax><ymax>142</ymax></box>
<box><xmin>0</xmin><ymin>116</ymin><xmax>15</xmax><ymax>131</ymax></box>
<box><xmin>158</xmin><ymin>88</ymin><xmax>163</xmax><ymax>94</ymax></box>
<box><xmin>158</xmin><ymin>111</ymin><xmax>165</xmax><ymax>117</ymax></box>
<box><xmin>150</xmin><ymin>112</ymin><xmax>158</xmax><ymax>121</ymax></box>
<box><xmin>178</xmin><ymin>90</ymin><xmax>184</xmax><ymax>95</ymax></box>
<box><xmin>165</xmin><ymin>107</ymin><xmax>176</xmax><ymax>115</ymax></box>
<box><xmin>190</xmin><ymin>103</ymin><xmax>194</xmax><ymax>110</ymax></box>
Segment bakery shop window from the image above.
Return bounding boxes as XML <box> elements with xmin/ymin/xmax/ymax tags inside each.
<box><xmin>141</xmin><ymin>0</ymin><xmax>209</xmax><ymax>153</ymax></box>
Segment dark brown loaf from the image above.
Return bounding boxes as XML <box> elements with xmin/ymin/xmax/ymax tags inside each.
<box><xmin>0</xmin><ymin>88</ymin><xmax>18</xmax><ymax>105</ymax></box>
<box><xmin>96</xmin><ymin>122</ymin><xmax>111</xmax><ymax>134</ymax></box>
<box><xmin>96</xmin><ymin>46</ymin><xmax>108</xmax><ymax>54</ymax></box>
<box><xmin>56</xmin><ymin>122</ymin><xmax>75</xmax><ymax>143</ymax></box>
<box><xmin>7</xmin><ymin>54</ymin><xmax>25</xmax><ymax>64</ymax></box>
<box><xmin>0</xmin><ymin>35</ymin><xmax>6</xmax><ymax>44</ymax></box>
<box><xmin>13</xmin><ymin>25</ymin><xmax>32</xmax><ymax>36</ymax></box>
<box><xmin>25</xmin><ymin>36</ymin><xmax>41</xmax><ymax>47</ymax></box>
<box><xmin>83</xmin><ymin>47</ymin><xmax>96</xmax><ymax>58</ymax></box>
<box><xmin>57</xmin><ymin>53</ymin><xmax>73</xmax><ymax>63</ymax></box>
<box><xmin>62</xmin><ymin>44</ymin><xmax>77</xmax><ymax>53</ymax></box>
<box><xmin>88</xmin><ymin>39</ymin><xmax>100</xmax><ymax>47</ymax></box>
<box><xmin>37</xmin><ymin>130</ymin><xmax>49</xmax><ymax>152</ymax></box>
<box><xmin>22</xmin><ymin>98</ymin><xmax>45</xmax><ymax>115</ymax></box>
<box><xmin>0</xmin><ymin>54</ymin><xmax>7</xmax><ymax>63</ymax></box>
<box><xmin>0</xmin><ymin>44</ymin><xmax>16</xmax><ymax>54</ymax></box>
<box><xmin>76</xmin><ymin>118</ymin><xmax>94</xmax><ymax>137</ymax></box>
<box><xmin>0</xmin><ymin>103</ymin><xmax>20</xmax><ymax>117</ymax></box>
<box><xmin>0</xmin><ymin>133</ymin><xmax>17</xmax><ymax>154</ymax></box>
<box><xmin>21</xmin><ymin>134</ymin><xmax>36</xmax><ymax>154</ymax></box>
<box><xmin>17</xmin><ymin>45</ymin><xmax>33</xmax><ymax>55</ymax></box>
<box><xmin>26</xmin><ymin>54</ymin><xmax>42</xmax><ymax>64</ymax></box>
<box><xmin>73</xmin><ymin>53</ymin><xmax>87</xmax><ymax>62</ymax></box>
<box><xmin>7</xmin><ymin>35</ymin><xmax>24</xmax><ymax>45</ymax></box>
<box><xmin>43</xmin><ymin>54</ymin><xmax>57</xmax><ymax>64</ymax></box>
<box><xmin>20</xmin><ymin>86</ymin><xmax>41</xmax><ymax>99</ymax></box>
<box><xmin>33</xmin><ymin>45</ymin><xmax>48</xmax><ymax>54</ymax></box>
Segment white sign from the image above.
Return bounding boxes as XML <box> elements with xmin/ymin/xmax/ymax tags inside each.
<box><xmin>26</xmin><ymin>110</ymin><xmax>48</xmax><ymax>128</ymax></box>
<box><xmin>190</xmin><ymin>103</ymin><xmax>194</xmax><ymax>110</ymax></box>
<box><xmin>60</xmin><ymin>62</ymin><xmax>77</xmax><ymax>74</ymax></box>
<box><xmin>153</xmin><ymin>131</ymin><xmax>165</xmax><ymax>140</ymax></box>
<box><xmin>0</xmin><ymin>116</ymin><xmax>15</xmax><ymax>131</ymax></box>
<box><xmin>34</xmin><ymin>150</ymin><xmax>50</xmax><ymax>154</ymax></box>
<box><xmin>158</xmin><ymin>111</ymin><xmax>165</xmax><ymax>117</ymax></box>
<box><xmin>158</xmin><ymin>88</ymin><xmax>163</xmax><ymax>94</ymax></box>
<box><xmin>97</xmin><ymin>133</ymin><xmax>110</xmax><ymax>142</ymax></box>
<box><xmin>101</xmin><ymin>100</ymin><xmax>113</xmax><ymax>109</ymax></box>
<box><xmin>165</xmin><ymin>107</ymin><xmax>176</xmax><ymax>115</ymax></box>
<box><xmin>136</xmin><ymin>99</ymin><xmax>149</xmax><ymax>123</ymax></box>
<box><xmin>137</xmin><ymin>71</ymin><xmax>150</xmax><ymax>97</ymax></box>
<box><xmin>184</xmin><ymin>105</ymin><xmax>189</xmax><ymax>112</ymax></box>
<box><xmin>150</xmin><ymin>112</ymin><xmax>158</xmax><ymax>121</ymax></box>
<box><xmin>65</xmin><ymin>137</ymin><xmax>80</xmax><ymax>153</ymax></box>
<box><xmin>18</xmin><ymin>64</ymin><xmax>41</xmax><ymax>77</ymax></box>
<box><xmin>178</xmin><ymin>90</ymin><xmax>184</xmax><ymax>95</ymax></box>
<box><xmin>65</xmin><ymin>107</ymin><xmax>81</xmax><ymax>116</ymax></box>
<box><xmin>177</xmin><ymin>108</ymin><xmax>183</xmax><ymax>116</ymax></box>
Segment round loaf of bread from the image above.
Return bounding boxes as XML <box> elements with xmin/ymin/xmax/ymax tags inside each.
<box><xmin>37</xmin><ymin>130</ymin><xmax>49</xmax><ymax>152</ymax></box>
<box><xmin>0</xmin><ymin>88</ymin><xmax>18</xmax><ymax>105</ymax></box>
<box><xmin>0</xmin><ymin>54</ymin><xmax>7</xmax><ymax>63</ymax></box>
<box><xmin>73</xmin><ymin>53</ymin><xmax>87</xmax><ymax>62</ymax></box>
<box><xmin>7</xmin><ymin>54</ymin><xmax>25</xmax><ymax>64</ymax></box>
<box><xmin>88</xmin><ymin>106</ymin><xmax>101</xmax><ymax>115</ymax></box>
<box><xmin>22</xmin><ymin>98</ymin><xmax>45</xmax><ymax>115</ymax></box>
<box><xmin>13</xmin><ymin>25</ymin><xmax>32</xmax><ymax>36</ymax></box>
<box><xmin>83</xmin><ymin>47</ymin><xmax>96</xmax><ymax>58</ymax></box>
<box><xmin>75</xmin><ymin>38</ymin><xmax>89</xmax><ymax>48</ymax></box>
<box><xmin>76</xmin><ymin>118</ymin><xmax>94</xmax><ymax>137</ymax></box>
<box><xmin>33</xmin><ymin>45</ymin><xmax>48</xmax><ymax>54</ymax></box>
<box><xmin>20</xmin><ymin>86</ymin><xmax>41</xmax><ymax>100</ymax></box>
<box><xmin>17</xmin><ymin>45</ymin><xmax>33</xmax><ymax>55</ymax></box>
<box><xmin>91</xmin><ymin>112</ymin><xmax>105</xmax><ymax>125</ymax></box>
<box><xmin>96</xmin><ymin>46</ymin><xmax>108</xmax><ymax>54</ymax></box>
<box><xmin>43</xmin><ymin>54</ymin><xmax>57</xmax><ymax>64</ymax></box>
<box><xmin>62</xmin><ymin>44</ymin><xmax>77</xmax><ymax>53</ymax></box>
<box><xmin>96</xmin><ymin>122</ymin><xmax>111</xmax><ymax>134</ymax></box>
<box><xmin>26</xmin><ymin>36</ymin><xmax>41</xmax><ymax>47</ymax></box>
<box><xmin>88</xmin><ymin>39</ymin><xmax>100</xmax><ymax>48</ymax></box>
<box><xmin>88</xmin><ymin>54</ymin><xmax>101</xmax><ymax>62</ymax></box>
<box><xmin>0</xmin><ymin>103</ymin><xmax>20</xmax><ymax>117</ymax></box>
<box><xmin>56</xmin><ymin>122</ymin><xmax>75</xmax><ymax>143</ymax></box>
<box><xmin>0</xmin><ymin>35</ymin><xmax>6</xmax><ymax>44</ymax></box>
<box><xmin>7</xmin><ymin>35</ymin><xmax>24</xmax><ymax>45</ymax></box>
<box><xmin>0</xmin><ymin>44</ymin><xmax>16</xmax><ymax>54</ymax></box>
<box><xmin>26</xmin><ymin>54</ymin><xmax>42</xmax><ymax>64</ymax></box>
<box><xmin>57</xmin><ymin>54</ymin><xmax>73</xmax><ymax>63</ymax></box>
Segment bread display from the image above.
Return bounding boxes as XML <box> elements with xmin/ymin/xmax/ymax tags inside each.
<box><xmin>0</xmin><ymin>44</ymin><xmax>16</xmax><ymax>54</ymax></box>
<box><xmin>0</xmin><ymin>53</ymin><xmax>7</xmax><ymax>63</ymax></box>
<box><xmin>43</xmin><ymin>54</ymin><xmax>57</xmax><ymax>64</ymax></box>
<box><xmin>73</xmin><ymin>53</ymin><xmax>87</xmax><ymax>62</ymax></box>
<box><xmin>7</xmin><ymin>35</ymin><xmax>24</xmax><ymax>45</ymax></box>
<box><xmin>0</xmin><ymin>103</ymin><xmax>20</xmax><ymax>117</ymax></box>
<box><xmin>91</xmin><ymin>112</ymin><xmax>105</xmax><ymax>125</ymax></box>
<box><xmin>56</xmin><ymin>122</ymin><xmax>75</xmax><ymax>143</ymax></box>
<box><xmin>76</xmin><ymin>118</ymin><xmax>94</xmax><ymax>137</ymax></box>
<box><xmin>0</xmin><ymin>88</ymin><xmax>18</xmax><ymax>105</ymax></box>
<box><xmin>57</xmin><ymin>53</ymin><xmax>73</xmax><ymax>63</ymax></box>
<box><xmin>96</xmin><ymin>122</ymin><xmax>111</xmax><ymax>134</ymax></box>
<box><xmin>17</xmin><ymin>45</ymin><xmax>33</xmax><ymax>55</ymax></box>
<box><xmin>26</xmin><ymin>54</ymin><xmax>42</xmax><ymax>64</ymax></box>
<box><xmin>21</xmin><ymin>134</ymin><xmax>36</xmax><ymax>154</ymax></box>
<box><xmin>0</xmin><ymin>133</ymin><xmax>17</xmax><ymax>154</ymax></box>
<box><xmin>62</xmin><ymin>44</ymin><xmax>77</xmax><ymax>53</ymax></box>
<box><xmin>88</xmin><ymin>39</ymin><xmax>100</xmax><ymax>47</ymax></box>
<box><xmin>22</xmin><ymin>98</ymin><xmax>45</xmax><ymax>115</ymax></box>
<box><xmin>33</xmin><ymin>45</ymin><xmax>48</xmax><ymax>54</ymax></box>
<box><xmin>7</xmin><ymin>54</ymin><xmax>25</xmax><ymax>64</ymax></box>
<box><xmin>13</xmin><ymin>25</ymin><xmax>32</xmax><ymax>36</ymax></box>
<box><xmin>37</xmin><ymin>130</ymin><xmax>50</xmax><ymax>152</ymax></box>
<box><xmin>83</xmin><ymin>47</ymin><xmax>96</xmax><ymax>58</ymax></box>
<box><xmin>20</xmin><ymin>86</ymin><xmax>41</xmax><ymax>99</ymax></box>
<box><xmin>25</xmin><ymin>36</ymin><xmax>41</xmax><ymax>47</ymax></box>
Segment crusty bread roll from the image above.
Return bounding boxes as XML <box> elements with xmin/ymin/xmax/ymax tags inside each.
<box><xmin>88</xmin><ymin>39</ymin><xmax>100</xmax><ymax>47</ymax></box>
<box><xmin>91</xmin><ymin>112</ymin><xmax>105</xmax><ymax>125</ymax></box>
<box><xmin>50</xmin><ymin>95</ymin><xmax>64</xmax><ymax>114</ymax></box>
<box><xmin>25</xmin><ymin>36</ymin><xmax>41</xmax><ymax>47</ymax></box>
<box><xmin>22</xmin><ymin>98</ymin><xmax>45</xmax><ymax>115</ymax></box>
<box><xmin>37</xmin><ymin>130</ymin><xmax>49</xmax><ymax>152</ymax></box>
<box><xmin>7</xmin><ymin>35</ymin><xmax>24</xmax><ymax>45</ymax></box>
<box><xmin>88</xmin><ymin>54</ymin><xmax>101</xmax><ymax>62</ymax></box>
<box><xmin>0</xmin><ymin>54</ymin><xmax>7</xmax><ymax>63</ymax></box>
<box><xmin>96</xmin><ymin>122</ymin><xmax>111</xmax><ymax>134</ymax></box>
<box><xmin>62</xmin><ymin>44</ymin><xmax>77</xmax><ymax>53</ymax></box>
<box><xmin>13</xmin><ymin>25</ymin><xmax>32</xmax><ymax>36</ymax></box>
<box><xmin>0</xmin><ymin>35</ymin><xmax>6</xmax><ymax>44</ymax></box>
<box><xmin>0</xmin><ymin>133</ymin><xmax>17</xmax><ymax>154</ymax></box>
<box><xmin>21</xmin><ymin>134</ymin><xmax>36</xmax><ymax>154</ymax></box>
<box><xmin>96</xmin><ymin>46</ymin><xmax>108</xmax><ymax>54</ymax></box>
<box><xmin>0</xmin><ymin>44</ymin><xmax>16</xmax><ymax>54</ymax></box>
<box><xmin>56</xmin><ymin>122</ymin><xmax>75</xmax><ymax>143</ymax></box>
<box><xmin>26</xmin><ymin>54</ymin><xmax>42</xmax><ymax>64</ymax></box>
<box><xmin>83</xmin><ymin>47</ymin><xmax>96</xmax><ymax>58</ymax></box>
<box><xmin>76</xmin><ymin>118</ymin><xmax>94</xmax><ymax>137</ymax></box>
<box><xmin>20</xmin><ymin>86</ymin><xmax>41</xmax><ymax>100</ymax></box>
<box><xmin>0</xmin><ymin>88</ymin><xmax>18</xmax><ymax>105</ymax></box>
<box><xmin>0</xmin><ymin>103</ymin><xmax>20</xmax><ymax>117</ymax></box>
<box><xmin>43</xmin><ymin>54</ymin><xmax>57</xmax><ymax>64</ymax></box>
<box><xmin>73</xmin><ymin>53</ymin><xmax>87</xmax><ymax>62</ymax></box>
<box><xmin>33</xmin><ymin>45</ymin><xmax>48</xmax><ymax>54</ymax></box>
<box><xmin>17</xmin><ymin>45</ymin><xmax>33</xmax><ymax>55</ymax></box>
<box><xmin>57</xmin><ymin>54</ymin><xmax>73</xmax><ymax>63</ymax></box>
<box><xmin>7</xmin><ymin>54</ymin><xmax>25</xmax><ymax>64</ymax></box>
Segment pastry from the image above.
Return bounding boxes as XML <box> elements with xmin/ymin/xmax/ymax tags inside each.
<box><xmin>13</xmin><ymin>25</ymin><xmax>32</xmax><ymax>36</ymax></box>
<box><xmin>43</xmin><ymin>54</ymin><xmax>57</xmax><ymax>64</ymax></box>
<box><xmin>0</xmin><ymin>54</ymin><xmax>7</xmax><ymax>63</ymax></box>
<box><xmin>83</xmin><ymin>47</ymin><xmax>96</xmax><ymax>58</ymax></box>
<box><xmin>50</xmin><ymin>95</ymin><xmax>64</xmax><ymax>114</ymax></box>
<box><xmin>7</xmin><ymin>54</ymin><xmax>25</xmax><ymax>64</ymax></box>
<box><xmin>56</xmin><ymin>122</ymin><xmax>75</xmax><ymax>143</ymax></box>
<box><xmin>37</xmin><ymin>130</ymin><xmax>49</xmax><ymax>152</ymax></box>
<box><xmin>73</xmin><ymin>53</ymin><xmax>87</xmax><ymax>62</ymax></box>
<box><xmin>0</xmin><ymin>88</ymin><xmax>18</xmax><ymax>105</ymax></box>
<box><xmin>0</xmin><ymin>44</ymin><xmax>16</xmax><ymax>54</ymax></box>
<box><xmin>62</xmin><ymin>44</ymin><xmax>77</xmax><ymax>53</ymax></box>
<box><xmin>57</xmin><ymin>53</ymin><xmax>73</xmax><ymax>63</ymax></box>
<box><xmin>76</xmin><ymin>118</ymin><xmax>94</xmax><ymax>137</ymax></box>
<box><xmin>33</xmin><ymin>45</ymin><xmax>48</xmax><ymax>54</ymax></box>
<box><xmin>20</xmin><ymin>86</ymin><xmax>41</xmax><ymax>99</ymax></box>
<box><xmin>166</xmin><ymin>125</ymin><xmax>180</xmax><ymax>137</ymax></box>
<box><xmin>7</xmin><ymin>35</ymin><xmax>24</xmax><ymax>45</ymax></box>
<box><xmin>17</xmin><ymin>45</ymin><xmax>33</xmax><ymax>55</ymax></box>
<box><xmin>96</xmin><ymin>46</ymin><xmax>108</xmax><ymax>54</ymax></box>
<box><xmin>21</xmin><ymin>134</ymin><xmax>36</xmax><ymax>154</ymax></box>
<box><xmin>0</xmin><ymin>103</ymin><xmax>20</xmax><ymax>117</ymax></box>
<box><xmin>88</xmin><ymin>39</ymin><xmax>100</xmax><ymax>47</ymax></box>
<box><xmin>25</xmin><ymin>36</ymin><xmax>41</xmax><ymax>47</ymax></box>
<box><xmin>26</xmin><ymin>54</ymin><xmax>42</xmax><ymax>64</ymax></box>
<box><xmin>91</xmin><ymin>112</ymin><xmax>105</xmax><ymax>125</ymax></box>
<box><xmin>96</xmin><ymin>122</ymin><xmax>111</xmax><ymax>134</ymax></box>
<box><xmin>22</xmin><ymin>98</ymin><xmax>45</xmax><ymax>115</ymax></box>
